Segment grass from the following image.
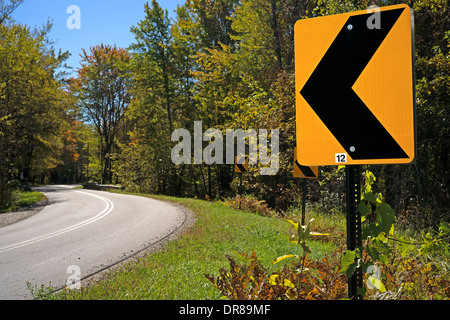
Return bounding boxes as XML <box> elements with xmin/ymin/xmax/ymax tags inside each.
<box><xmin>48</xmin><ymin>193</ymin><xmax>342</xmax><ymax>300</ymax></box>
<box><xmin>0</xmin><ymin>190</ymin><xmax>46</xmax><ymax>213</ymax></box>
<box><xmin>29</xmin><ymin>190</ymin><xmax>450</xmax><ymax>300</ymax></box>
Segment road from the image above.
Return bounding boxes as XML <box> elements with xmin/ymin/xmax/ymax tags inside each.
<box><xmin>0</xmin><ymin>185</ymin><xmax>190</xmax><ymax>299</ymax></box>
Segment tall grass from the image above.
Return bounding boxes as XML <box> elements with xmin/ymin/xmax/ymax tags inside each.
<box><xmin>0</xmin><ymin>190</ymin><xmax>45</xmax><ymax>213</ymax></box>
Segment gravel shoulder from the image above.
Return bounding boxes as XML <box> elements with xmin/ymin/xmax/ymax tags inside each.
<box><xmin>0</xmin><ymin>198</ymin><xmax>49</xmax><ymax>228</ymax></box>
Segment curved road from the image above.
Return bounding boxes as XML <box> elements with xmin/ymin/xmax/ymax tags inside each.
<box><xmin>0</xmin><ymin>185</ymin><xmax>189</xmax><ymax>299</ymax></box>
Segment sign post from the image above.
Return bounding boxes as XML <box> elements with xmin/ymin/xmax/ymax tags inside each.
<box><xmin>301</xmin><ymin>178</ymin><xmax>307</xmax><ymax>226</ymax></box>
<box><xmin>293</xmin><ymin>147</ymin><xmax>318</xmax><ymax>224</ymax></box>
<box><xmin>345</xmin><ymin>165</ymin><xmax>363</xmax><ymax>299</ymax></box>
<box><xmin>235</xmin><ymin>156</ymin><xmax>248</xmax><ymax>210</ymax></box>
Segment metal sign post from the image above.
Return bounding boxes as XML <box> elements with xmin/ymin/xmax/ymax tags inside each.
<box><xmin>235</xmin><ymin>156</ymin><xmax>248</xmax><ymax>210</ymax></box>
<box><xmin>345</xmin><ymin>165</ymin><xmax>363</xmax><ymax>299</ymax></box>
<box><xmin>301</xmin><ymin>178</ymin><xmax>307</xmax><ymax>225</ymax></box>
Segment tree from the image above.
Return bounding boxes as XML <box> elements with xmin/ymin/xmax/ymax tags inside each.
<box><xmin>70</xmin><ymin>44</ymin><xmax>131</xmax><ymax>184</ymax></box>
<box><xmin>0</xmin><ymin>0</ymin><xmax>23</xmax><ymax>25</ymax></box>
<box><xmin>130</xmin><ymin>0</ymin><xmax>174</xmax><ymax>132</ymax></box>
<box><xmin>0</xmin><ymin>20</ymin><xmax>70</xmax><ymax>207</ymax></box>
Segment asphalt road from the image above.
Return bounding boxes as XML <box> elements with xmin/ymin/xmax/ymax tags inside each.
<box><xmin>0</xmin><ymin>185</ymin><xmax>190</xmax><ymax>299</ymax></box>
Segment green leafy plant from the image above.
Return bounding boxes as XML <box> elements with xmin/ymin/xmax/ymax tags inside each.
<box><xmin>26</xmin><ymin>282</ymin><xmax>55</xmax><ymax>300</ymax></box>
<box><xmin>340</xmin><ymin>170</ymin><xmax>450</xmax><ymax>298</ymax></box>
<box><xmin>205</xmin><ymin>249</ymin><xmax>347</xmax><ymax>300</ymax></box>
<box><xmin>204</xmin><ymin>250</ymin><xmax>288</xmax><ymax>300</ymax></box>
<box><xmin>272</xmin><ymin>218</ymin><xmax>331</xmax><ymax>299</ymax></box>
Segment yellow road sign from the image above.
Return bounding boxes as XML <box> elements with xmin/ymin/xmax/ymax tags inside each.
<box><xmin>293</xmin><ymin>147</ymin><xmax>318</xmax><ymax>179</ymax></box>
<box><xmin>295</xmin><ymin>4</ymin><xmax>415</xmax><ymax>165</ymax></box>
<box><xmin>235</xmin><ymin>155</ymin><xmax>248</xmax><ymax>173</ymax></box>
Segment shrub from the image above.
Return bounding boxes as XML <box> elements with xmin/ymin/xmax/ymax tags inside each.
<box><xmin>224</xmin><ymin>195</ymin><xmax>276</xmax><ymax>217</ymax></box>
<box><xmin>205</xmin><ymin>250</ymin><xmax>347</xmax><ymax>300</ymax></box>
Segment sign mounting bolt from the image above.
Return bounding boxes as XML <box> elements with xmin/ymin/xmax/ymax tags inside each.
<box><xmin>350</xmin><ymin>146</ymin><xmax>356</xmax><ymax>152</ymax></box>
<box><xmin>347</xmin><ymin>24</ymin><xmax>353</xmax><ymax>30</ymax></box>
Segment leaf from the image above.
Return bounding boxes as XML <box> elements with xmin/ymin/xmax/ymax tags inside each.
<box><xmin>358</xmin><ymin>201</ymin><xmax>372</xmax><ymax>216</ymax></box>
<box><xmin>298</xmin><ymin>218</ymin><xmax>314</xmax><ymax>242</ymax></box>
<box><xmin>363</xmin><ymin>223</ymin><xmax>383</xmax><ymax>239</ymax></box>
<box><xmin>376</xmin><ymin>192</ymin><xmax>383</xmax><ymax>204</ymax></box>
<box><xmin>269</xmin><ymin>275</ymin><xmax>295</xmax><ymax>288</ymax></box>
<box><xmin>302</xmin><ymin>283</ymin><xmax>314</xmax><ymax>293</ymax></box>
<box><xmin>285</xmin><ymin>219</ymin><xmax>298</xmax><ymax>230</ymax></box>
<box><xmin>403</xmin><ymin>282</ymin><xmax>414</xmax><ymax>291</ymax></box>
<box><xmin>363</xmin><ymin>190</ymin><xmax>378</xmax><ymax>203</ymax></box>
<box><xmin>309</xmin><ymin>232</ymin><xmax>330</xmax><ymax>236</ymax></box>
<box><xmin>313</xmin><ymin>284</ymin><xmax>329</xmax><ymax>299</ymax></box>
<box><xmin>285</xmin><ymin>288</ymin><xmax>297</xmax><ymax>300</ymax></box>
<box><xmin>366</xmin><ymin>239</ymin><xmax>390</xmax><ymax>265</ymax></box>
<box><xmin>301</xmin><ymin>221</ymin><xmax>310</xmax><ymax>241</ymax></box>
<box><xmin>232</xmin><ymin>251</ymin><xmax>248</xmax><ymax>262</ymax></box>
<box><xmin>439</xmin><ymin>221</ymin><xmax>450</xmax><ymax>236</ymax></box>
<box><xmin>340</xmin><ymin>250</ymin><xmax>358</xmax><ymax>278</ymax></box>
<box><xmin>377</xmin><ymin>203</ymin><xmax>396</xmax><ymax>233</ymax></box>
<box><xmin>397</xmin><ymin>237</ymin><xmax>413</xmax><ymax>257</ymax></box>
<box><xmin>273</xmin><ymin>254</ymin><xmax>300</xmax><ymax>264</ymax></box>
<box><xmin>291</xmin><ymin>267</ymin><xmax>309</xmax><ymax>273</ymax></box>
<box><xmin>365</xmin><ymin>170</ymin><xmax>376</xmax><ymax>185</ymax></box>
<box><xmin>357</xmin><ymin>286</ymin><xmax>367</xmax><ymax>297</ymax></box>
<box><xmin>367</xmin><ymin>276</ymin><xmax>386</xmax><ymax>293</ymax></box>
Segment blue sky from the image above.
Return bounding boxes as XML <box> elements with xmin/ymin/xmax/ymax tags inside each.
<box><xmin>11</xmin><ymin>0</ymin><xmax>185</xmax><ymax>75</ymax></box>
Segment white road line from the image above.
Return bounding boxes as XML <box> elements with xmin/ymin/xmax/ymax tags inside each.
<box><xmin>0</xmin><ymin>191</ymin><xmax>114</xmax><ymax>254</ymax></box>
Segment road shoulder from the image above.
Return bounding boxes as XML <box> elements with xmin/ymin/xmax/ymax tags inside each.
<box><xmin>0</xmin><ymin>198</ymin><xmax>49</xmax><ymax>228</ymax></box>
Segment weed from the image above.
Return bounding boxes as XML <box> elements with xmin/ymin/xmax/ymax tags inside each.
<box><xmin>205</xmin><ymin>250</ymin><xmax>347</xmax><ymax>300</ymax></box>
<box><xmin>224</xmin><ymin>195</ymin><xmax>276</xmax><ymax>217</ymax></box>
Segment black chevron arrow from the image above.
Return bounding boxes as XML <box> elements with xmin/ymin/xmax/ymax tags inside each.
<box><xmin>236</xmin><ymin>163</ymin><xmax>247</xmax><ymax>172</ymax></box>
<box><xmin>295</xmin><ymin>160</ymin><xmax>316</xmax><ymax>178</ymax></box>
<box><xmin>235</xmin><ymin>156</ymin><xmax>248</xmax><ymax>172</ymax></box>
<box><xmin>300</xmin><ymin>8</ymin><xmax>408</xmax><ymax>160</ymax></box>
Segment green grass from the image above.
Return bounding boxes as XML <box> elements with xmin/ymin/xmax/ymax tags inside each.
<box><xmin>0</xmin><ymin>190</ymin><xmax>45</xmax><ymax>213</ymax></box>
<box><xmin>49</xmin><ymin>194</ymin><xmax>342</xmax><ymax>300</ymax></box>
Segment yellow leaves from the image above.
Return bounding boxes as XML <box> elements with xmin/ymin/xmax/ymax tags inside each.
<box><xmin>286</xmin><ymin>218</ymin><xmax>330</xmax><ymax>244</ymax></box>
<box><xmin>269</xmin><ymin>275</ymin><xmax>295</xmax><ymax>288</ymax></box>
<box><xmin>286</xmin><ymin>219</ymin><xmax>298</xmax><ymax>230</ymax></box>
<box><xmin>272</xmin><ymin>254</ymin><xmax>300</xmax><ymax>264</ymax></box>
<box><xmin>269</xmin><ymin>274</ymin><xmax>330</xmax><ymax>300</ymax></box>
<box><xmin>310</xmin><ymin>231</ymin><xmax>331</xmax><ymax>236</ymax></box>
<box><xmin>367</xmin><ymin>275</ymin><xmax>386</xmax><ymax>293</ymax></box>
<box><xmin>285</xmin><ymin>288</ymin><xmax>297</xmax><ymax>300</ymax></box>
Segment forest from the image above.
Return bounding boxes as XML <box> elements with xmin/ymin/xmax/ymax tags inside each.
<box><xmin>0</xmin><ymin>0</ymin><xmax>448</xmax><ymax>232</ymax></box>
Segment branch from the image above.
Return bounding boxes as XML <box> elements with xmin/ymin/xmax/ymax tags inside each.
<box><xmin>0</xmin><ymin>0</ymin><xmax>24</xmax><ymax>25</ymax></box>
<box><xmin>386</xmin><ymin>235</ymin><xmax>450</xmax><ymax>246</ymax></box>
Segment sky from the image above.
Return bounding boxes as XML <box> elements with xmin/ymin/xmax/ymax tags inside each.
<box><xmin>11</xmin><ymin>0</ymin><xmax>186</xmax><ymax>76</ymax></box>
